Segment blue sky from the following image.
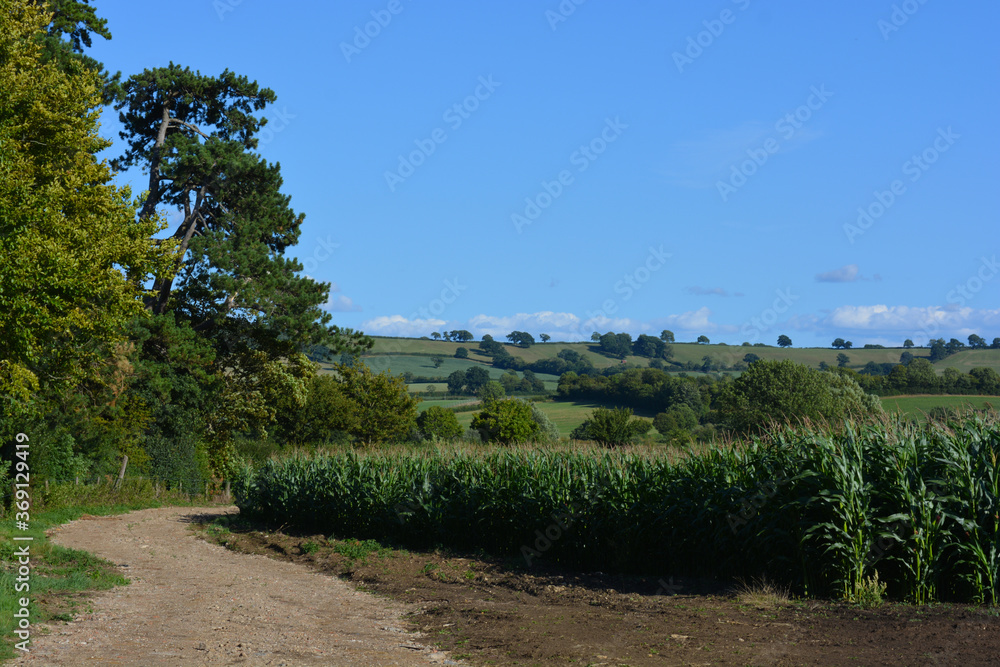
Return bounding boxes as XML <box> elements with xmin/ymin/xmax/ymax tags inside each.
<box><xmin>89</xmin><ymin>0</ymin><xmax>999</xmax><ymax>347</ymax></box>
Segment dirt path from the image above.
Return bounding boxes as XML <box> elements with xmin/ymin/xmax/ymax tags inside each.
<box><xmin>13</xmin><ymin>506</ymin><xmax>459</xmax><ymax>666</ymax></box>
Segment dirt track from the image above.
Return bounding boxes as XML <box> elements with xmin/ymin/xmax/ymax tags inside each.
<box><xmin>12</xmin><ymin>506</ymin><xmax>459</xmax><ymax>666</ymax></box>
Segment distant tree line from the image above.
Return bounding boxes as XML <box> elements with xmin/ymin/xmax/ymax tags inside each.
<box><xmin>852</xmin><ymin>359</ymin><xmax>1000</xmax><ymax>396</ymax></box>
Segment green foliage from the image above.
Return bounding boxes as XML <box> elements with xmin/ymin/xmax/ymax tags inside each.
<box><xmin>852</xmin><ymin>572</ymin><xmax>887</xmax><ymax>608</ymax></box>
<box><xmin>719</xmin><ymin>359</ymin><xmax>883</xmax><ymax>433</ymax></box>
<box><xmin>598</xmin><ymin>332</ymin><xmax>632</xmax><ymax>358</ymax></box>
<box><xmin>654</xmin><ymin>404</ymin><xmax>699</xmax><ymax>439</ymax></box>
<box><xmin>470</xmin><ymin>398</ymin><xmax>539</xmax><ymax>444</ymax></box>
<box><xmin>464</xmin><ymin>366</ymin><xmax>490</xmax><ymax>393</ymax></box>
<box><xmin>777</xmin><ymin>335</ymin><xmax>792</xmax><ymax>348</ymax></box>
<box><xmin>697</xmin><ymin>335</ymin><xmax>710</xmax><ymax>344</ymax></box>
<box><xmin>454</xmin><ymin>347</ymin><xmax>469</xmax><ymax>359</ymax></box>
<box><xmin>478</xmin><ymin>380</ymin><xmax>505</xmax><ymax>404</ymax></box>
<box><xmin>633</xmin><ymin>334</ymin><xmax>670</xmax><ymax>359</ymax></box>
<box><xmin>557</xmin><ymin>367</ymin><xmax>707</xmax><ymax>417</ymax></box>
<box><xmin>416</xmin><ymin>406</ymin><xmax>463</xmax><ymax>441</ymax></box>
<box><xmin>446</xmin><ymin>370</ymin><xmax>466</xmax><ymax>395</ymax></box>
<box><xmin>505</xmin><ymin>331</ymin><xmax>535</xmax><ymax>347</ymax></box>
<box><xmin>0</xmin><ymin>0</ymin><xmax>174</xmax><ymax>411</ymax></box>
<box><xmin>334</xmin><ymin>363</ymin><xmax>419</xmax><ymax>445</ymax></box>
<box><xmin>234</xmin><ymin>414</ymin><xmax>1000</xmax><ymax>604</ymax></box>
<box><xmin>571</xmin><ymin>407</ymin><xmax>652</xmax><ymax>446</ymax></box>
<box><xmin>660</xmin><ymin>329</ymin><xmax>675</xmax><ymax>343</ymax></box>
<box><xmin>273</xmin><ymin>374</ymin><xmax>359</xmax><ymax>446</ymax></box>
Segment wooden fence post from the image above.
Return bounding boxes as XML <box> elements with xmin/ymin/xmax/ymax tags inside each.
<box><xmin>225</xmin><ymin>479</ymin><xmax>231</xmax><ymax>502</ymax></box>
<box><xmin>114</xmin><ymin>455</ymin><xmax>128</xmax><ymax>490</ymax></box>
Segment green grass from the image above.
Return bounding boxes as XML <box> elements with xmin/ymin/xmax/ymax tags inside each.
<box><xmin>880</xmin><ymin>395</ymin><xmax>998</xmax><ymax>419</ymax></box>
<box><xmin>331</xmin><ymin>538</ymin><xmax>392</xmax><ymax>563</ymax></box>
<box><xmin>0</xmin><ymin>480</ymin><xmax>214</xmax><ymax>659</ymax></box>
<box><xmin>417</xmin><ymin>398</ymin><xmax>478</xmax><ymax>411</ymax></box>
<box><xmin>327</xmin><ymin>353</ymin><xmax>561</xmax><ymax>385</ymax></box>
<box><xmin>931</xmin><ymin>349</ymin><xmax>1000</xmax><ymax>375</ymax></box>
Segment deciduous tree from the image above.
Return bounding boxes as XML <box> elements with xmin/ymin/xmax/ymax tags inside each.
<box><xmin>416</xmin><ymin>406</ymin><xmax>462</xmax><ymax>440</ymax></box>
<box><xmin>0</xmin><ymin>0</ymin><xmax>172</xmax><ymax>414</ymax></box>
<box><xmin>719</xmin><ymin>359</ymin><xmax>882</xmax><ymax>433</ymax></box>
<box><xmin>333</xmin><ymin>362</ymin><xmax>418</xmax><ymax>444</ymax></box>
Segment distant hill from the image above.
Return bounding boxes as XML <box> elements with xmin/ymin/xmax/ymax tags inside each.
<box><xmin>349</xmin><ymin>337</ymin><xmax>1000</xmax><ymax>379</ymax></box>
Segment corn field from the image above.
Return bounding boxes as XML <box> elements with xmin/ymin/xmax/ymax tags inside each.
<box><xmin>233</xmin><ymin>413</ymin><xmax>1000</xmax><ymax>604</ymax></box>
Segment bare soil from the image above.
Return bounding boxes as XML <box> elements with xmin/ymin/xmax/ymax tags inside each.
<box><xmin>201</xmin><ymin>513</ymin><xmax>1000</xmax><ymax>667</ymax></box>
<box><xmin>11</xmin><ymin>506</ymin><xmax>462</xmax><ymax>666</ymax></box>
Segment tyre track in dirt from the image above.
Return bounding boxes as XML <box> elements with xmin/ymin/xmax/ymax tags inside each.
<box><xmin>12</xmin><ymin>506</ymin><xmax>460</xmax><ymax>666</ymax></box>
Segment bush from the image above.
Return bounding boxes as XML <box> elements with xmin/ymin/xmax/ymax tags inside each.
<box><xmin>471</xmin><ymin>398</ymin><xmax>539</xmax><ymax>444</ymax></box>
<box><xmin>455</xmin><ymin>347</ymin><xmax>469</xmax><ymax>359</ymax></box>
<box><xmin>654</xmin><ymin>405</ymin><xmax>699</xmax><ymax>435</ymax></box>
<box><xmin>572</xmin><ymin>407</ymin><xmax>652</xmax><ymax>446</ymax></box>
<box><xmin>416</xmin><ymin>406</ymin><xmax>463</xmax><ymax>440</ymax></box>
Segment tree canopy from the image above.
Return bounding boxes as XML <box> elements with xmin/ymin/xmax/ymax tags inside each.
<box><xmin>0</xmin><ymin>0</ymin><xmax>172</xmax><ymax>411</ymax></box>
<box><xmin>718</xmin><ymin>359</ymin><xmax>882</xmax><ymax>433</ymax></box>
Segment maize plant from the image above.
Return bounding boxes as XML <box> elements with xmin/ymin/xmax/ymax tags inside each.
<box><xmin>232</xmin><ymin>412</ymin><xmax>1000</xmax><ymax>603</ymax></box>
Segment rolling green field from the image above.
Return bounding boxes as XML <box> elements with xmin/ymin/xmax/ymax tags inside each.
<box><xmin>880</xmin><ymin>394</ymin><xmax>998</xmax><ymax>419</ymax></box>
<box><xmin>361</xmin><ymin>337</ymin><xmax>1000</xmax><ymax>379</ymax></box>
<box><xmin>930</xmin><ymin>349</ymin><xmax>1000</xmax><ymax>374</ymax></box>
<box><xmin>320</xmin><ymin>353</ymin><xmax>560</xmax><ymax>387</ymax></box>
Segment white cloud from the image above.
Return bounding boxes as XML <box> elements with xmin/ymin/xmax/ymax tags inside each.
<box><xmin>789</xmin><ymin>305</ymin><xmax>1000</xmax><ymax>345</ymax></box>
<box><xmin>656</xmin><ymin>307</ymin><xmax>719</xmax><ymax>332</ymax></box>
<box><xmin>361</xmin><ymin>315</ymin><xmax>446</xmax><ymax>337</ymax></box>
<box><xmin>815</xmin><ymin>264</ymin><xmax>859</xmax><ymax>283</ymax></box>
<box><xmin>324</xmin><ymin>294</ymin><xmax>362</xmax><ymax>312</ymax></box>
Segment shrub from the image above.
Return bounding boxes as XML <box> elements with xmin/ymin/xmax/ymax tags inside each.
<box><xmin>416</xmin><ymin>406</ymin><xmax>463</xmax><ymax>441</ymax></box>
<box><xmin>572</xmin><ymin>407</ymin><xmax>652</xmax><ymax>446</ymax></box>
<box><xmin>470</xmin><ymin>398</ymin><xmax>539</xmax><ymax>444</ymax></box>
<box><xmin>654</xmin><ymin>405</ymin><xmax>699</xmax><ymax>435</ymax></box>
<box><xmin>455</xmin><ymin>347</ymin><xmax>469</xmax><ymax>359</ymax></box>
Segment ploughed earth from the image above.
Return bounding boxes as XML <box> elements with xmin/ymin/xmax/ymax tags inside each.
<box><xmin>197</xmin><ymin>512</ymin><xmax>1000</xmax><ymax>666</ymax></box>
